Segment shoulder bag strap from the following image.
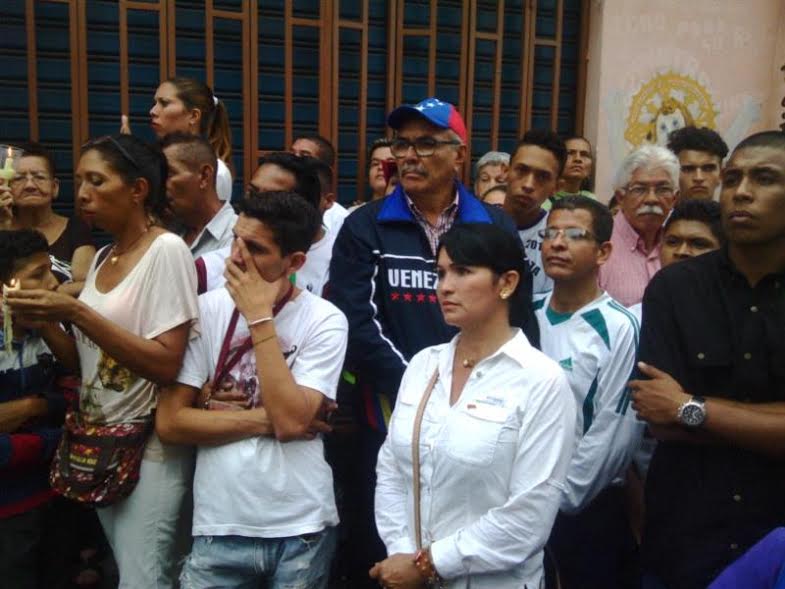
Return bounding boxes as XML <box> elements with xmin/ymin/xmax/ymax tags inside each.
<box><xmin>411</xmin><ymin>368</ymin><xmax>439</xmax><ymax>551</ymax></box>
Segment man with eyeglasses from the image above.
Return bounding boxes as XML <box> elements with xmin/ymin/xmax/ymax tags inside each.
<box><xmin>534</xmin><ymin>195</ymin><xmax>642</xmax><ymax>589</ymax></box>
<box><xmin>598</xmin><ymin>145</ymin><xmax>679</xmax><ymax>306</ymax></box>
<box><xmin>327</xmin><ymin>97</ymin><xmax>533</xmax><ymax>588</ymax></box>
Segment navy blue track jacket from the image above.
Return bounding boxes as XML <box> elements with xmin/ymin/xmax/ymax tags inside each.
<box><xmin>327</xmin><ymin>181</ymin><xmax>538</xmax><ymax>431</ymax></box>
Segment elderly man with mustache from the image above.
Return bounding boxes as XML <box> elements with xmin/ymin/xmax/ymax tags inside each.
<box><xmin>599</xmin><ymin>146</ymin><xmax>679</xmax><ymax>306</ymax></box>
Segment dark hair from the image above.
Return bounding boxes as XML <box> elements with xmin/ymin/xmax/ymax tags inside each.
<box><xmin>732</xmin><ymin>130</ymin><xmax>785</xmax><ymax>154</ymax></box>
<box><xmin>0</xmin><ymin>229</ymin><xmax>49</xmax><ymax>283</ymax></box>
<box><xmin>437</xmin><ymin>224</ymin><xmax>532</xmax><ymax>330</ymax></box>
<box><xmin>550</xmin><ymin>195</ymin><xmax>614</xmax><ymax>243</ymax></box>
<box><xmin>667</xmin><ymin>126</ymin><xmax>729</xmax><ymax>160</ymax></box>
<box><xmin>238</xmin><ymin>191</ymin><xmax>321</xmax><ymax>256</ymax></box>
<box><xmin>160</xmin><ymin>132</ymin><xmax>218</xmax><ymax>176</ymax></box>
<box><xmin>81</xmin><ymin>134</ymin><xmax>168</xmax><ymax>219</ymax></box>
<box><xmin>663</xmin><ymin>198</ymin><xmax>724</xmax><ymax>245</ymax></box>
<box><xmin>514</xmin><ymin>129</ymin><xmax>568</xmax><ymax>175</ymax></box>
<box><xmin>608</xmin><ymin>193</ymin><xmax>619</xmax><ymax>211</ymax></box>
<box><xmin>368</xmin><ymin>137</ymin><xmax>392</xmax><ymax>162</ymax></box>
<box><xmin>293</xmin><ymin>134</ymin><xmax>336</xmax><ymax>168</ymax></box>
<box><xmin>308</xmin><ymin>157</ymin><xmax>334</xmax><ymax>195</ymax></box>
<box><xmin>254</xmin><ymin>152</ymin><xmax>322</xmax><ymax>210</ymax></box>
<box><xmin>18</xmin><ymin>142</ymin><xmax>57</xmax><ymax>177</ymax></box>
<box><xmin>165</xmin><ymin>77</ymin><xmax>233</xmax><ymax>171</ymax></box>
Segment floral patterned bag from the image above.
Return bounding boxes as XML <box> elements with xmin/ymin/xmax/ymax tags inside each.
<box><xmin>49</xmin><ymin>409</ymin><xmax>152</xmax><ymax>507</ymax></box>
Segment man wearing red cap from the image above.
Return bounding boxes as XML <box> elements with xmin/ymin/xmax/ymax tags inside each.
<box><xmin>327</xmin><ymin>97</ymin><xmax>537</xmax><ymax>587</ymax></box>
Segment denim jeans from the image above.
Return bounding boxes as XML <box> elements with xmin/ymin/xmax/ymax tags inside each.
<box><xmin>180</xmin><ymin>527</ymin><xmax>337</xmax><ymax>589</ymax></box>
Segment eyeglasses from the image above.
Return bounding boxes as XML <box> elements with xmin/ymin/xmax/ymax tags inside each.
<box><xmin>82</xmin><ymin>135</ymin><xmax>141</xmax><ymax>171</ymax></box>
<box><xmin>390</xmin><ymin>137</ymin><xmax>462</xmax><ymax>158</ymax></box>
<box><xmin>10</xmin><ymin>172</ymin><xmax>53</xmax><ymax>188</ymax></box>
<box><xmin>625</xmin><ymin>184</ymin><xmax>674</xmax><ymax>198</ymax></box>
<box><xmin>538</xmin><ymin>227</ymin><xmax>597</xmax><ymax>242</ymax></box>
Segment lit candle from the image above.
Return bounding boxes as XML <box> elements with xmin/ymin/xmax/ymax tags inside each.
<box><xmin>0</xmin><ymin>147</ymin><xmax>16</xmax><ymax>182</ymax></box>
<box><xmin>2</xmin><ymin>278</ymin><xmax>19</xmax><ymax>352</ymax></box>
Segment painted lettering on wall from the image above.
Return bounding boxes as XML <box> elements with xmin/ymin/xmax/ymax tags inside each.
<box><xmin>780</xmin><ymin>63</ymin><xmax>785</xmax><ymax>132</ymax></box>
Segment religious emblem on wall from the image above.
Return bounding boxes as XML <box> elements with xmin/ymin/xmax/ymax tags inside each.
<box><xmin>624</xmin><ymin>72</ymin><xmax>718</xmax><ymax>148</ymax></box>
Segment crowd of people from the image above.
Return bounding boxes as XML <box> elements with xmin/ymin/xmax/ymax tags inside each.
<box><xmin>0</xmin><ymin>77</ymin><xmax>784</xmax><ymax>589</ymax></box>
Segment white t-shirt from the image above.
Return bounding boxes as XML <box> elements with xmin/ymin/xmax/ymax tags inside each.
<box><xmin>296</xmin><ymin>226</ymin><xmax>337</xmax><ymax>296</ymax></box>
<box><xmin>216</xmin><ymin>159</ymin><xmax>233</xmax><ymax>202</ymax></box>
<box><xmin>197</xmin><ymin>230</ymin><xmax>335</xmax><ymax>297</ymax></box>
<box><xmin>75</xmin><ymin>233</ymin><xmax>199</xmax><ymax>425</ymax></box>
<box><xmin>322</xmin><ymin>202</ymin><xmax>348</xmax><ymax>237</ymax></box>
<box><xmin>176</xmin><ymin>287</ymin><xmax>348</xmax><ymax>538</ymax></box>
<box><xmin>518</xmin><ymin>212</ymin><xmax>553</xmax><ymax>296</ymax></box>
<box><xmin>534</xmin><ymin>291</ymin><xmax>643</xmax><ymax>513</ymax></box>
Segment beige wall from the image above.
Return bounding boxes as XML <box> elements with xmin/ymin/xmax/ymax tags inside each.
<box><xmin>768</xmin><ymin>2</ymin><xmax>785</xmax><ymax>131</ymax></box>
<box><xmin>584</xmin><ymin>0</ymin><xmax>785</xmax><ymax>201</ymax></box>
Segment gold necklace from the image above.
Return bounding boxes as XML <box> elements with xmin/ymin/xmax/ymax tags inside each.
<box><xmin>461</xmin><ymin>358</ymin><xmax>476</xmax><ymax>368</ymax></box>
<box><xmin>109</xmin><ymin>226</ymin><xmax>150</xmax><ymax>264</ymax></box>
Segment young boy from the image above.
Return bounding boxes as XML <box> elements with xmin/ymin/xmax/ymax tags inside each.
<box><xmin>0</xmin><ymin>228</ymin><xmax>67</xmax><ymax>586</ymax></box>
<box><xmin>533</xmin><ymin>196</ymin><xmax>643</xmax><ymax>589</ymax></box>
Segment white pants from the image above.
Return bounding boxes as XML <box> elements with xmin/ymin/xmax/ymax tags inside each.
<box><xmin>97</xmin><ymin>434</ymin><xmax>194</xmax><ymax>589</ymax></box>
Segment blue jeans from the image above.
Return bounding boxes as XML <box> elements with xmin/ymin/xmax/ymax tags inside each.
<box><xmin>180</xmin><ymin>527</ymin><xmax>337</xmax><ymax>589</ymax></box>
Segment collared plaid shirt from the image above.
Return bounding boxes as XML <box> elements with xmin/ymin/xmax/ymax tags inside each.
<box><xmin>405</xmin><ymin>191</ymin><xmax>460</xmax><ymax>255</ymax></box>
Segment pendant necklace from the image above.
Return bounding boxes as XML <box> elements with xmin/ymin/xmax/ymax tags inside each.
<box><xmin>109</xmin><ymin>226</ymin><xmax>150</xmax><ymax>265</ymax></box>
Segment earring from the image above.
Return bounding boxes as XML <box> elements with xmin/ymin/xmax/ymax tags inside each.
<box><xmin>500</xmin><ymin>291</ymin><xmax>510</xmax><ymax>300</ymax></box>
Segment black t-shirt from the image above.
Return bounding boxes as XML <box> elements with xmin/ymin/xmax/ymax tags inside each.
<box><xmin>638</xmin><ymin>248</ymin><xmax>785</xmax><ymax>589</ymax></box>
<box><xmin>48</xmin><ymin>216</ymin><xmax>94</xmax><ymax>283</ymax></box>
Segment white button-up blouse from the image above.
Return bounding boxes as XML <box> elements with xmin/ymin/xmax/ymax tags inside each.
<box><xmin>375</xmin><ymin>329</ymin><xmax>575</xmax><ymax>589</ymax></box>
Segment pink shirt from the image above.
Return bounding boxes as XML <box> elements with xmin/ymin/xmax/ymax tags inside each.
<box><xmin>598</xmin><ymin>212</ymin><xmax>662</xmax><ymax>307</ymax></box>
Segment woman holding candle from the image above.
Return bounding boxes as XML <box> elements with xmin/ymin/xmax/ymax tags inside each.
<box><xmin>122</xmin><ymin>76</ymin><xmax>234</xmax><ymax>201</ymax></box>
<box><xmin>7</xmin><ymin>134</ymin><xmax>199</xmax><ymax>589</ymax></box>
<box><xmin>371</xmin><ymin>224</ymin><xmax>575</xmax><ymax>589</ymax></box>
<box><xmin>7</xmin><ymin>143</ymin><xmax>95</xmax><ymax>296</ymax></box>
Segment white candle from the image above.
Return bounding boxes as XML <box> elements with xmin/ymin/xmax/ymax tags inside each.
<box><xmin>2</xmin><ymin>279</ymin><xmax>19</xmax><ymax>352</ymax></box>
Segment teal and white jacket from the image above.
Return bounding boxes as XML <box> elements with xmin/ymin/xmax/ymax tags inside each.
<box><xmin>534</xmin><ymin>291</ymin><xmax>643</xmax><ymax>513</ymax></box>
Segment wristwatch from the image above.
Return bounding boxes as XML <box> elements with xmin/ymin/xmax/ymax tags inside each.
<box><xmin>677</xmin><ymin>395</ymin><xmax>706</xmax><ymax>427</ymax></box>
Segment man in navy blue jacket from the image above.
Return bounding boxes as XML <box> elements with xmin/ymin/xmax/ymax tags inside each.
<box><xmin>327</xmin><ymin>97</ymin><xmax>536</xmax><ymax>587</ymax></box>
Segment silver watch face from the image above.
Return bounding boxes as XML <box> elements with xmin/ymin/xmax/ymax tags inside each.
<box><xmin>680</xmin><ymin>402</ymin><xmax>706</xmax><ymax>427</ymax></box>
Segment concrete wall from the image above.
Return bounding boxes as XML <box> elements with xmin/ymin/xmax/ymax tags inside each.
<box><xmin>583</xmin><ymin>0</ymin><xmax>785</xmax><ymax>201</ymax></box>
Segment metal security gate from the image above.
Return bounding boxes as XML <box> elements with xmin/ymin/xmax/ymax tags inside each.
<box><xmin>0</xmin><ymin>0</ymin><xmax>588</xmax><ymax>213</ymax></box>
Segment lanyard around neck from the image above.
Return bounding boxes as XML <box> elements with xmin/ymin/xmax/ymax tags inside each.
<box><xmin>213</xmin><ymin>283</ymin><xmax>295</xmax><ymax>387</ymax></box>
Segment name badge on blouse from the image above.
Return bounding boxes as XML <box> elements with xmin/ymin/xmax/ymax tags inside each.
<box><xmin>464</xmin><ymin>393</ymin><xmax>510</xmax><ymax>423</ymax></box>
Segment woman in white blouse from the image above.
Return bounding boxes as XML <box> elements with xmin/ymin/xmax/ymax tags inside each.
<box><xmin>9</xmin><ymin>134</ymin><xmax>199</xmax><ymax>588</ymax></box>
<box><xmin>371</xmin><ymin>224</ymin><xmax>576</xmax><ymax>589</ymax></box>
